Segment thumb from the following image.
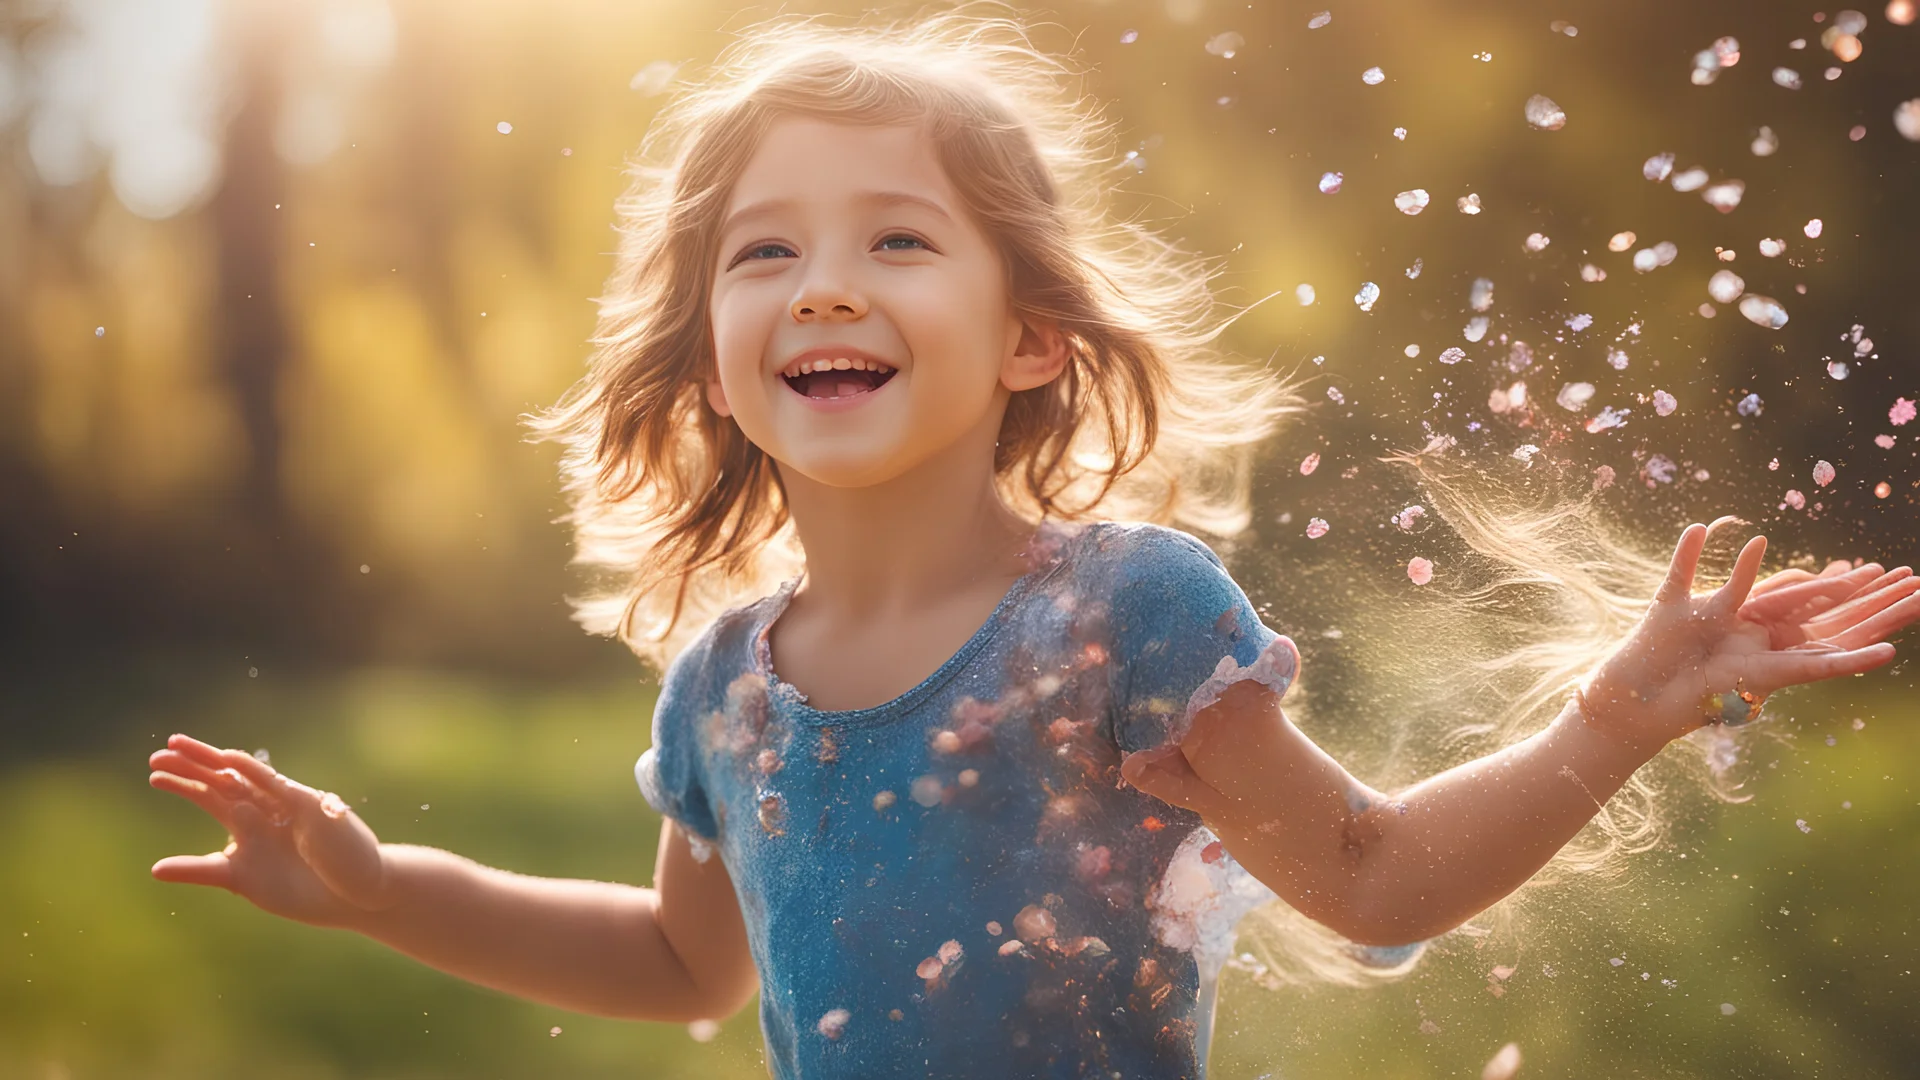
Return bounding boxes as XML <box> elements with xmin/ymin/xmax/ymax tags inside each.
<box><xmin>1120</xmin><ymin>745</ymin><xmax>1240</xmax><ymax>823</ymax></box>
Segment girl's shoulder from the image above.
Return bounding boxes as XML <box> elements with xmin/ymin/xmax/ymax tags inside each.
<box><xmin>1072</xmin><ymin>519</ymin><xmax>1232</xmax><ymax>580</ymax></box>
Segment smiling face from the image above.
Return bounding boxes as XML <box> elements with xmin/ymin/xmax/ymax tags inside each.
<box><xmin>706</xmin><ymin>117</ymin><xmax>1065</xmax><ymax>490</ymax></box>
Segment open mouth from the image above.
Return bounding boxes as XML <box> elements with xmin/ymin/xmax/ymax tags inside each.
<box><xmin>781</xmin><ymin>359</ymin><xmax>898</xmax><ymax>400</ymax></box>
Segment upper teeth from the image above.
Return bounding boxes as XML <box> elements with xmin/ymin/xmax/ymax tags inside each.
<box><xmin>785</xmin><ymin>357</ymin><xmax>894</xmax><ymax>377</ymax></box>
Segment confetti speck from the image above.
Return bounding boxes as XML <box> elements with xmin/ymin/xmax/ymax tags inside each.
<box><xmin>1439</xmin><ymin>347</ymin><xmax>1466</xmax><ymax>365</ymax></box>
<box><xmin>1759</xmin><ymin>237</ymin><xmax>1785</xmax><ymax>257</ymax></box>
<box><xmin>1457</xmin><ymin>193</ymin><xmax>1482</xmax><ymax>214</ymax></box>
<box><xmin>1738</xmin><ymin>295</ymin><xmax>1789</xmax><ymax>329</ymax></box>
<box><xmin>1795</xmin><ymin>819</ymin><xmax>1811</xmax><ymax>833</ymax></box>
<box><xmin>1318</xmin><ymin>171</ymin><xmax>1344</xmax><ymax>194</ymax></box>
<box><xmin>1308</xmin><ymin>11</ymin><xmax>1332</xmax><ymax>29</ymax></box>
<box><xmin>1643</xmin><ymin>153</ymin><xmax>1674</xmax><ymax>182</ymax></box>
<box><xmin>1362</xmin><ymin>66</ymin><xmax>1386</xmax><ymax>85</ymax></box>
<box><xmin>817</xmin><ymin>1009</ymin><xmax>851</xmax><ymax>1039</ymax></box>
<box><xmin>1654</xmin><ymin>390</ymin><xmax>1677</xmax><ymax>416</ymax></box>
<box><xmin>1813</xmin><ymin>460</ymin><xmax>1836</xmax><ymax>487</ymax></box>
<box><xmin>1608</xmin><ymin>231</ymin><xmax>1636</xmax><ymax>252</ymax></box>
<box><xmin>1896</xmin><ymin>99</ymin><xmax>1920</xmax><ymax>142</ymax></box>
<box><xmin>1524</xmin><ymin>94</ymin><xmax>1566</xmax><ymax>130</ymax></box>
<box><xmin>1407</xmin><ymin>557</ymin><xmax>1434</xmax><ymax>586</ymax></box>
<box><xmin>1296</xmin><ymin>283</ymin><xmax>1316</xmax><ymax>305</ymax></box>
<box><xmin>1354</xmin><ymin>282</ymin><xmax>1381</xmax><ymax>311</ymax></box>
<box><xmin>1804</xmin><ymin>218</ymin><xmax>1824</xmax><ymax>239</ymax></box>
<box><xmin>1305</xmin><ymin>517</ymin><xmax>1330</xmax><ymax>539</ymax></box>
<box><xmin>1708</xmin><ymin>270</ymin><xmax>1745</xmax><ymax>304</ymax></box>
<box><xmin>1891</xmin><ymin>398</ymin><xmax>1917</xmax><ymax>426</ymax></box>
<box><xmin>1299</xmin><ymin>452</ymin><xmax>1320</xmax><ymax>476</ymax></box>
<box><xmin>1773</xmin><ymin>67</ymin><xmax>1803</xmax><ymax>89</ymax></box>
<box><xmin>1720</xmin><ymin>1002</ymin><xmax>1737</xmax><ymax>1016</ymax></box>
<box><xmin>1394</xmin><ymin>189</ymin><xmax>1431</xmax><ymax>215</ymax></box>
<box><xmin>496</xmin><ymin>121</ymin><xmax>513</xmax><ymax>134</ymax></box>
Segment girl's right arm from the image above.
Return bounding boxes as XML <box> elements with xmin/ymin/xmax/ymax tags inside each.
<box><xmin>147</xmin><ymin>734</ymin><xmax>758</xmax><ymax>1024</ymax></box>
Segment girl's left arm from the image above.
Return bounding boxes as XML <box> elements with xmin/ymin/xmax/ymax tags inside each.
<box><xmin>1120</xmin><ymin>523</ymin><xmax>1920</xmax><ymax>946</ymax></box>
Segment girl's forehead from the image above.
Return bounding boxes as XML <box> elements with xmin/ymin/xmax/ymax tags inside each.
<box><xmin>729</xmin><ymin>118</ymin><xmax>955</xmax><ymax>212</ymax></box>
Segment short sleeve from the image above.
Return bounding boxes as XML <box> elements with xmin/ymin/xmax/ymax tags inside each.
<box><xmin>634</xmin><ymin>639</ymin><xmax>722</xmax><ymax>843</ymax></box>
<box><xmin>1102</xmin><ymin>524</ymin><xmax>1300</xmax><ymax>753</ymax></box>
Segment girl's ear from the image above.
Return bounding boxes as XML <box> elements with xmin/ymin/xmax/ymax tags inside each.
<box><xmin>705</xmin><ymin>371</ymin><xmax>733</xmax><ymax>418</ymax></box>
<box><xmin>1002</xmin><ymin>316</ymin><xmax>1072</xmax><ymax>393</ymax></box>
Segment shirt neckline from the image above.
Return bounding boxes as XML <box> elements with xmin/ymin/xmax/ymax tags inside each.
<box><xmin>751</xmin><ymin>520</ymin><xmax>1085</xmax><ymax>729</ymax></box>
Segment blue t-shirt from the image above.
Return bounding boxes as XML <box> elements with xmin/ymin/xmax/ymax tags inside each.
<box><xmin>636</xmin><ymin>521</ymin><xmax>1302</xmax><ymax>1079</ymax></box>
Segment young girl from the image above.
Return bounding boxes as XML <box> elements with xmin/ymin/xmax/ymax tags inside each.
<box><xmin>147</xmin><ymin>10</ymin><xmax>1920</xmax><ymax>1079</ymax></box>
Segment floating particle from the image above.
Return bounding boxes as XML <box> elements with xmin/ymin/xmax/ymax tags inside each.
<box><xmin>1855</xmin><ymin>337</ymin><xmax>1875</xmax><ymax>357</ymax></box>
<box><xmin>1606</xmin><ymin>348</ymin><xmax>1630</xmax><ymax>370</ymax></box>
<box><xmin>1593</xmin><ymin>464</ymin><xmax>1616</xmax><ymax>490</ymax></box>
<box><xmin>1308</xmin><ymin>11</ymin><xmax>1332</xmax><ymax>29</ymax></box>
<box><xmin>1464</xmin><ymin>316</ymin><xmax>1489</xmax><ymax>342</ymax></box>
<box><xmin>915</xmin><ymin>955</ymin><xmax>944</xmax><ymax>980</ymax></box>
<box><xmin>938</xmin><ymin>939</ymin><xmax>964</xmax><ymax>965</ymax></box>
<box><xmin>1813</xmin><ymin>460</ymin><xmax>1836</xmax><ymax>487</ymax></box>
<box><xmin>1551</xmin><ymin>20</ymin><xmax>1578</xmax><ymax>35</ymax></box>
<box><xmin>1355</xmin><ymin>282</ymin><xmax>1381</xmax><ymax>311</ymax></box>
<box><xmin>1769</xmin><ymin>457</ymin><xmax>1780</xmax><ymax>470</ymax></box>
<box><xmin>1014</xmin><ymin>904</ymin><xmax>1056</xmax><ymax>941</ymax></box>
<box><xmin>1876</xmin><ymin>433</ymin><xmax>1896</xmax><ymax>448</ymax></box>
<box><xmin>1698</xmin><ymin>303</ymin><xmax>1717</xmax><ymax>318</ymax></box>
<box><xmin>1825</xmin><ymin>64</ymin><xmax>1844</xmax><ymax>80</ymax></box>
<box><xmin>1892</xmin><ymin>398</ymin><xmax>1917</xmax><ymax>425</ymax></box>
<box><xmin>1691</xmin><ymin>48</ymin><xmax>1723</xmax><ymax>85</ymax></box>
<box><xmin>757</xmin><ymin>790</ymin><xmax>787</xmax><ymax>835</ymax></box>
<box><xmin>1318</xmin><ymin>171</ymin><xmax>1345</xmax><ymax>194</ymax></box>
<box><xmin>1759</xmin><ymin>237</ymin><xmax>1785</xmax><ymax>257</ymax></box>
<box><xmin>1404</xmin><ymin>344</ymin><xmax>1421</xmax><ymax>357</ymax></box>
<box><xmin>1310</xmin><ymin>354</ymin><xmax>1325</xmax><ymax>365</ymax></box>
<box><xmin>1567</xmin><ymin>312</ymin><xmax>1593</xmax><ymax>332</ymax></box>
<box><xmin>1395</xmin><ymin>189</ymin><xmax>1431</xmax><ymax>215</ymax></box>
<box><xmin>957</xmin><ymin>768</ymin><xmax>979</xmax><ymax>788</ymax></box>
<box><xmin>1511</xmin><ymin>444</ymin><xmax>1542</xmax><ymax>466</ymax></box>
<box><xmin>1849</xmin><ymin>123</ymin><xmax>1868</xmax><ymax>141</ymax></box>
<box><xmin>1431</xmin><ymin>347</ymin><xmax>1464</xmax><ymax>366</ymax></box>
<box><xmin>1296</xmin><ymin>283</ymin><xmax>1316</xmax><ymax>305</ymax></box>
<box><xmin>1738</xmin><ymin>295</ymin><xmax>1789</xmax><ymax>329</ymax></box>
<box><xmin>1703</xmin><ymin>180</ymin><xmax>1745</xmax><ymax>212</ymax></box>
<box><xmin>1897</xmin><ymin>100</ymin><xmax>1920</xmax><ymax>142</ymax></box>
<box><xmin>1633</xmin><ymin>248</ymin><xmax>1659</xmax><ymax>273</ymax></box>
<box><xmin>94</xmin><ymin>326</ymin><xmax>105</xmax><ymax>337</ymax></box>
<box><xmin>1804</xmin><ymin>218</ymin><xmax>1824</xmax><ymax>238</ymax></box>
<box><xmin>873</xmin><ymin>790</ymin><xmax>897</xmax><ymax>811</ymax></box>
<box><xmin>1473</xmin><ymin>50</ymin><xmax>1494</xmax><ymax>62</ymax></box>
<box><xmin>1831</xmin><ymin>33</ymin><xmax>1863</xmax><ymax>61</ymax></box>
<box><xmin>1205</xmin><ymin>31</ymin><xmax>1245</xmax><ymax>58</ymax></box>
<box><xmin>550</xmin><ymin>1026</ymin><xmax>563</xmax><ymax>1037</ymax></box>
<box><xmin>1393</xmin><ymin>505</ymin><xmax>1431</xmax><ymax>533</ymax></box>
<box><xmin>1470</xmin><ymin>277</ymin><xmax>1495</xmax><ymax>312</ymax></box>
<box><xmin>1393</xmin><ymin>127</ymin><xmax>1408</xmax><ymax>140</ymax></box>
<box><xmin>1305</xmin><ymin>517</ymin><xmax>1330</xmax><ymax>539</ymax></box>
<box><xmin>1876</xmin><ymin>481</ymin><xmax>1892</xmax><ymax>498</ymax></box>
<box><xmin>1795</xmin><ymin>818</ymin><xmax>1812</xmax><ymax>833</ymax></box>
<box><xmin>1707</xmin><ymin>270</ymin><xmax>1746</xmax><ymax>303</ymax></box>
<box><xmin>1671</xmin><ymin>167</ymin><xmax>1709</xmax><ymax>192</ymax></box>
<box><xmin>1783</xmin><ymin>489</ymin><xmax>1806</xmax><ymax>510</ymax></box>
<box><xmin>986</xmin><ymin>920</ymin><xmax>1003</xmax><ymax>936</ymax></box>
<box><xmin>1407</xmin><ymin>557</ymin><xmax>1434</xmax><ymax>586</ymax></box>
<box><xmin>1892</xmin><ymin>0</ymin><xmax>1918</xmax><ymax>23</ymax></box>
<box><xmin>1524</xmin><ymin>94</ymin><xmax>1567</xmax><ymax>130</ymax></box>
<box><xmin>1483</xmin><ymin>1043</ymin><xmax>1524</xmax><ymax>1080</ymax></box>
<box><xmin>1643</xmin><ymin>153</ymin><xmax>1675</xmax><ymax>182</ymax></box>
<box><xmin>1587</xmin><ymin>406</ymin><xmax>1630</xmax><ymax>433</ymax></box>
<box><xmin>910</xmin><ymin>775</ymin><xmax>944</xmax><ymax>807</ymax></box>
<box><xmin>1654</xmin><ymin>241</ymin><xmax>1678</xmax><ymax>265</ymax></box>
<box><xmin>1773</xmin><ymin>67</ymin><xmax>1804</xmax><ymax>89</ymax></box>
<box><xmin>1556</xmin><ymin>382</ymin><xmax>1596</xmax><ymax>411</ymax></box>
<box><xmin>1299</xmin><ymin>453</ymin><xmax>1320</xmax><ymax>475</ymax></box>
<box><xmin>1752</xmin><ymin>126</ymin><xmax>1780</xmax><ymax>156</ymax></box>
<box><xmin>630</xmin><ymin>60</ymin><xmax>681</xmax><ymax>95</ymax></box>
<box><xmin>496</xmin><ymin>121</ymin><xmax>514</xmax><ymax>134</ymax></box>
<box><xmin>1646</xmin><ymin>454</ymin><xmax>1677</xmax><ymax>484</ymax></box>
<box><xmin>1653</xmin><ymin>390</ymin><xmax>1677</xmax><ymax>415</ymax></box>
<box><xmin>1828</xmin><ymin>360</ymin><xmax>1850</xmax><ymax>380</ymax></box>
<box><xmin>1507</xmin><ymin>341</ymin><xmax>1535</xmax><ymax>371</ymax></box>
<box><xmin>818</xmin><ymin>1009</ymin><xmax>851</xmax><ymax>1039</ymax></box>
<box><xmin>996</xmin><ymin>939</ymin><xmax>1026</xmax><ymax>957</ymax></box>
<box><xmin>1363</xmin><ymin>66</ymin><xmax>1386</xmax><ymax>85</ymax></box>
<box><xmin>1737</xmin><ymin>392</ymin><xmax>1765</xmax><ymax>416</ymax></box>
<box><xmin>1406</xmin><ymin>258</ymin><xmax>1424</xmax><ymax>279</ymax></box>
<box><xmin>1327</xmin><ymin>386</ymin><xmax>1346</xmax><ymax>404</ymax></box>
<box><xmin>1524</xmin><ymin>232</ymin><xmax>1550</xmax><ymax>252</ymax></box>
<box><xmin>1716</xmin><ymin>247</ymin><xmax>1737</xmax><ymax>262</ymax></box>
<box><xmin>1119</xmin><ymin>28</ymin><xmax>1139</xmax><ymax>43</ymax></box>
<box><xmin>1581</xmin><ymin>264</ymin><xmax>1606</xmax><ymax>282</ymax></box>
<box><xmin>1608</xmin><ymin>231</ymin><xmax>1637</xmax><ymax>252</ymax></box>
<box><xmin>1458</xmin><ymin>193</ymin><xmax>1483</xmax><ymax>214</ymax></box>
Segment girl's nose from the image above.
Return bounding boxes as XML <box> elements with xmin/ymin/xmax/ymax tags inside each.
<box><xmin>791</xmin><ymin>285</ymin><xmax>867</xmax><ymax>322</ymax></box>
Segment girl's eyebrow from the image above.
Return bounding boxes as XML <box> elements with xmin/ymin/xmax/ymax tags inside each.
<box><xmin>720</xmin><ymin>191</ymin><xmax>954</xmax><ymax>237</ymax></box>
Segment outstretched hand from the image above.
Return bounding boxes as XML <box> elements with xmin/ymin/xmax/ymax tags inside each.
<box><xmin>1580</xmin><ymin>521</ymin><xmax>1920</xmax><ymax>751</ymax></box>
<box><xmin>148</xmin><ymin>734</ymin><xmax>396</xmax><ymax>928</ymax></box>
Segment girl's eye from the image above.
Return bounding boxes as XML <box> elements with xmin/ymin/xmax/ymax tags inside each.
<box><xmin>739</xmin><ymin>242</ymin><xmax>794</xmax><ymax>263</ymax></box>
<box><xmin>877</xmin><ymin>234</ymin><xmax>928</xmax><ymax>251</ymax></box>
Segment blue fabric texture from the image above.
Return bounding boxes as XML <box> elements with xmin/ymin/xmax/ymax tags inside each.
<box><xmin>634</xmin><ymin>521</ymin><xmax>1298</xmax><ymax>1079</ymax></box>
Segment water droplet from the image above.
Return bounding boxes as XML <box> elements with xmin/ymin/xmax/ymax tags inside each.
<box><xmin>1828</xmin><ymin>360</ymin><xmax>1850</xmax><ymax>380</ymax></box>
<box><xmin>496</xmin><ymin>121</ymin><xmax>513</xmax><ymax>134</ymax></box>
<box><xmin>817</xmin><ymin>1008</ymin><xmax>851</xmax><ymax>1039</ymax></box>
<box><xmin>1708</xmin><ymin>270</ymin><xmax>1745</xmax><ymax>304</ymax></box>
<box><xmin>910</xmin><ymin>775</ymin><xmax>943</xmax><ymax>807</ymax></box>
<box><xmin>1318</xmin><ymin>171</ymin><xmax>1344</xmax><ymax>194</ymax></box>
<box><xmin>1439</xmin><ymin>347</ymin><xmax>1466</xmax><ymax>365</ymax></box>
<box><xmin>1406</xmin><ymin>557</ymin><xmax>1434</xmax><ymax>586</ymax></box>
<box><xmin>1524</xmin><ymin>94</ymin><xmax>1566</xmax><ymax>130</ymax></box>
<box><xmin>757</xmin><ymin>790</ymin><xmax>787</xmax><ymax>834</ymax></box>
<box><xmin>1643</xmin><ymin>153</ymin><xmax>1675</xmax><ymax>182</ymax></box>
<box><xmin>1773</xmin><ymin>67</ymin><xmax>1803</xmax><ymax>89</ymax></box>
<box><xmin>1813</xmin><ymin>460</ymin><xmax>1836</xmax><ymax>487</ymax></box>
<box><xmin>1305</xmin><ymin>517</ymin><xmax>1330</xmax><ymax>539</ymax></box>
<box><xmin>1654</xmin><ymin>390</ymin><xmax>1677</xmax><ymax>416</ymax></box>
<box><xmin>1362</xmin><ymin>66</ymin><xmax>1386</xmax><ymax>85</ymax></box>
<box><xmin>1671</xmin><ymin>167</ymin><xmax>1709</xmax><ymax>192</ymax></box>
<box><xmin>1394</xmin><ymin>189</ymin><xmax>1430</xmax><ymax>215</ymax></box>
<box><xmin>1751</xmin><ymin>126</ymin><xmax>1780</xmax><ymax>156</ymax></box>
<box><xmin>1119</xmin><ymin>28</ymin><xmax>1139</xmax><ymax>43</ymax></box>
<box><xmin>1702</xmin><ymin>180</ymin><xmax>1745</xmax><ymax>212</ymax></box>
<box><xmin>1896</xmin><ymin>99</ymin><xmax>1920</xmax><ymax>142</ymax></box>
<box><xmin>1354</xmin><ymin>282</ymin><xmax>1381</xmax><ymax>311</ymax></box>
<box><xmin>1876</xmin><ymin>481</ymin><xmax>1892</xmax><ymax>498</ymax></box>
<box><xmin>248</xmin><ymin>667</ymin><xmax>259</xmax><ymax>679</ymax></box>
<box><xmin>1308</xmin><ymin>11</ymin><xmax>1332</xmax><ymax>29</ymax></box>
<box><xmin>1891</xmin><ymin>0</ymin><xmax>1918</xmax><ymax>24</ymax></box>
<box><xmin>1738</xmin><ymin>295</ymin><xmax>1789</xmax><ymax>329</ymax></box>
<box><xmin>1608</xmin><ymin>230</ymin><xmax>1637</xmax><ymax>252</ymax></box>
<box><xmin>1205</xmin><ymin>31</ymin><xmax>1245</xmax><ymax>58</ymax></box>
<box><xmin>93</xmin><ymin>326</ymin><xmax>105</xmax><ymax>337</ymax></box>
<box><xmin>1556</xmin><ymin>382</ymin><xmax>1596</xmax><ymax>411</ymax></box>
<box><xmin>1469</xmin><ymin>277</ymin><xmax>1495</xmax><ymax>312</ymax></box>
<box><xmin>1457</xmin><ymin>193</ymin><xmax>1482</xmax><ymax>214</ymax></box>
<box><xmin>1295</xmin><ymin>283</ymin><xmax>1316</xmax><ymax>305</ymax></box>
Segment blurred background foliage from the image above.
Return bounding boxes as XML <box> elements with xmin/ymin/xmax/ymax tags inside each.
<box><xmin>0</xmin><ymin>0</ymin><xmax>1916</xmax><ymax>1076</ymax></box>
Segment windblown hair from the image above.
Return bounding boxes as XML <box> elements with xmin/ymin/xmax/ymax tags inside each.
<box><xmin>527</xmin><ymin>4</ymin><xmax>1303</xmax><ymax>670</ymax></box>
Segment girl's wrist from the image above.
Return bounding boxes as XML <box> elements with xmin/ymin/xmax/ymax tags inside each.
<box><xmin>1566</xmin><ymin>683</ymin><xmax>1674</xmax><ymax>764</ymax></box>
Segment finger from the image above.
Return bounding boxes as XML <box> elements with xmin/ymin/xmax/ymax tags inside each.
<box><xmin>1656</xmin><ymin>523</ymin><xmax>1709</xmax><ymax>603</ymax></box>
<box><xmin>149</xmin><ymin>769</ymin><xmax>240</xmax><ymax>829</ymax></box>
<box><xmin>1708</xmin><ymin>535</ymin><xmax>1768</xmax><ymax>617</ymax></box>
<box><xmin>1821</xmin><ymin>590</ymin><xmax>1920</xmax><ymax>651</ymax></box>
<box><xmin>1745</xmin><ymin>567</ymin><xmax>1814</xmax><ymax>599</ymax></box>
<box><xmin>149</xmin><ymin>748</ymin><xmax>229</xmax><ymax>788</ymax></box>
<box><xmin>1737</xmin><ymin>568</ymin><xmax>1872</xmax><ymax>625</ymax></box>
<box><xmin>1805</xmin><ymin>576</ymin><xmax>1920</xmax><ymax>641</ymax></box>
<box><xmin>1820</xmin><ymin>559</ymin><xmax>1855</xmax><ymax>576</ymax></box>
<box><xmin>1120</xmin><ymin>747</ymin><xmax>1241</xmax><ymax>823</ymax></box>
<box><xmin>151</xmin><ymin>851</ymin><xmax>236</xmax><ymax>891</ymax></box>
<box><xmin>1735</xmin><ymin>643</ymin><xmax>1896</xmax><ymax>696</ymax></box>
